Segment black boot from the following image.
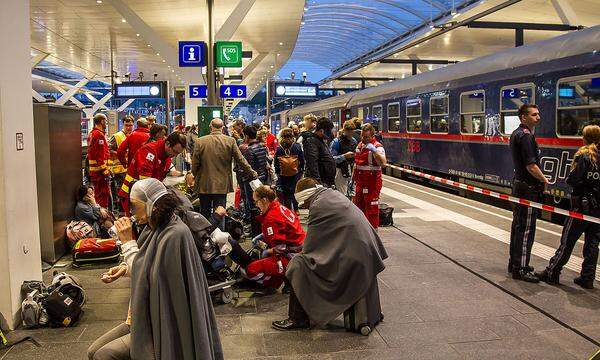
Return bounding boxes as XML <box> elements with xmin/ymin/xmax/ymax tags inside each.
<box><xmin>535</xmin><ymin>269</ymin><xmax>560</xmax><ymax>285</ymax></box>
<box><xmin>512</xmin><ymin>269</ymin><xmax>540</xmax><ymax>283</ymax></box>
<box><xmin>574</xmin><ymin>276</ymin><xmax>594</xmax><ymax>289</ymax></box>
<box><xmin>272</xmin><ymin>318</ymin><xmax>310</xmax><ymax>331</ymax></box>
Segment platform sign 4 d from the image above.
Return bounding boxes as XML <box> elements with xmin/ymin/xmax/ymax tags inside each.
<box><xmin>219</xmin><ymin>85</ymin><xmax>246</xmax><ymax>99</ymax></box>
<box><xmin>179</xmin><ymin>41</ymin><xmax>206</xmax><ymax>67</ymax></box>
<box><xmin>189</xmin><ymin>85</ymin><xmax>208</xmax><ymax>98</ymax></box>
<box><xmin>215</xmin><ymin>41</ymin><xmax>242</xmax><ymax>68</ymax></box>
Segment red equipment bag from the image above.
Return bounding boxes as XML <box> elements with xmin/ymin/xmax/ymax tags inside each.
<box><xmin>72</xmin><ymin>238</ymin><xmax>121</xmax><ymax>267</ymax></box>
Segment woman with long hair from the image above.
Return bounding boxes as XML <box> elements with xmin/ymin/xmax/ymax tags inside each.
<box><xmin>537</xmin><ymin>124</ymin><xmax>600</xmax><ymax>289</ymax></box>
<box><xmin>274</xmin><ymin>127</ymin><xmax>305</xmax><ymax>211</ymax></box>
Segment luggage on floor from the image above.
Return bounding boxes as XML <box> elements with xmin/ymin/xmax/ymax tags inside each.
<box><xmin>343</xmin><ymin>280</ymin><xmax>383</xmax><ymax>335</ymax></box>
<box><xmin>224</xmin><ymin>214</ymin><xmax>244</xmax><ymax>241</ymax></box>
<box><xmin>72</xmin><ymin>238</ymin><xmax>121</xmax><ymax>267</ymax></box>
<box><xmin>44</xmin><ymin>288</ymin><xmax>83</xmax><ymax>327</ymax></box>
<box><xmin>378</xmin><ymin>203</ymin><xmax>394</xmax><ymax>227</ymax></box>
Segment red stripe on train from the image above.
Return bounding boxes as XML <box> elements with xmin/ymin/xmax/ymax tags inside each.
<box><xmin>381</xmin><ymin>132</ymin><xmax>583</xmax><ymax>147</ymax></box>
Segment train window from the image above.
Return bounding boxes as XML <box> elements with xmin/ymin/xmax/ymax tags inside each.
<box><xmin>371</xmin><ymin>105</ymin><xmax>383</xmax><ymax>129</ymax></box>
<box><xmin>430</xmin><ymin>96</ymin><xmax>449</xmax><ymax>133</ymax></box>
<box><xmin>500</xmin><ymin>84</ymin><xmax>535</xmax><ymax>134</ymax></box>
<box><xmin>406</xmin><ymin>99</ymin><xmax>422</xmax><ymax>133</ymax></box>
<box><xmin>460</xmin><ymin>91</ymin><xmax>485</xmax><ymax>134</ymax></box>
<box><xmin>557</xmin><ymin>74</ymin><xmax>600</xmax><ymax>137</ymax></box>
<box><xmin>387</xmin><ymin>102</ymin><xmax>400</xmax><ymax>132</ymax></box>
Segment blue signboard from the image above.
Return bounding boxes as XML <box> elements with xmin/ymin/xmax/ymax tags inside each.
<box><xmin>502</xmin><ymin>89</ymin><xmax>520</xmax><ymax>99</ymax></box>
<box><xmin>178</xmin><ymin>41</ymin><xmax>206</xmax><ymax>67</ymax></box>
<box><xmin>219</xmin><ymin>85</ymin><xmax>246</xmax><ymax>99</ymax></box>
<box><xmin>189</xmin><ymin>85</ymin><xmax>208</xmax><ymax>98</ymax></box>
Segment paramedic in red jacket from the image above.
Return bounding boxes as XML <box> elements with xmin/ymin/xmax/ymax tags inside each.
<box><xmin>87</xmin><ymin>113</ymin><xmax>111</xmax><ymax>208</ymax></box>
<box><xmin>228</xmin><ymin>185</ymin><xmax>305</xmax><ymax>289</ymax></box>
<box><xmin>117</xmin><ymin>117</ymin><xmax>150</xmax><ymax>167</ymax></box>
<box><xmin>353</xmin><ymin>123</ymin><xmax>387</xmax><ymax>228</ymax></box>
<box><xmin>118</xmin><ymin>132</ymin><xmax>186</xmax><ymax>214</ymax></box>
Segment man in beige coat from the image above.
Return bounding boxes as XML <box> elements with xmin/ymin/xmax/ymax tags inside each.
<box><xmin>192</xmin><ymin>118</ymin><xmax>257</xmax><ymax>218</ymax></box>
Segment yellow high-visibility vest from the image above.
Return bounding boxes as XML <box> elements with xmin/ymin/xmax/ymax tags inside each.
<box><xmin>109</xmin><ymin>131</ymin><xmax>128</xmax><ymax>175</ymax></box>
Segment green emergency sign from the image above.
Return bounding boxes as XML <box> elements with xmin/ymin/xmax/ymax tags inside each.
<box><xmin>215</xmin><ymin>41</ymin><xmax>242</xmax><ymax>68</ymax></box>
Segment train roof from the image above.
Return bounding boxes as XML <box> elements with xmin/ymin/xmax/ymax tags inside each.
<box><xmin>289</xmin><ymin>25</ymin><xmax>600</xmax><ymax>114</ymax></box>
<box><xmin>286</xmin><ymin>91</ymin><xmax>356</xmax><ymax>117</ymax></box>
<box><xmin>348</xmin><ymin>25</ymin><xmax>600</xmax><ymax>107</ymax></box>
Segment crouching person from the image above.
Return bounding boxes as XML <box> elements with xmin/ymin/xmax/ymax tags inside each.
<box><xmin>272</xmin><ymin>177</ymin><xmax>388</xmax><ymax>330</ymax></box>
<box><xmin>229</xmin><ymin>185</ymin><xmax>305</xmax><ymax>289</ymax></box>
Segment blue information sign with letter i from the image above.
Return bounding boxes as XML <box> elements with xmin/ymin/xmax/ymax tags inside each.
<box><xmin>179</xmin><ymin>41</ymin><xmax>206</xmax><ymax>67</ymax></box>
<box><xmin>219</xmin><ymin>85</ymin><xmax>247</xmax><ymax>99</ymax></box>
<box><xmin>189</xmin><ymin>85</ymin><xmax>208</xmax><ymax>98</ymax></box>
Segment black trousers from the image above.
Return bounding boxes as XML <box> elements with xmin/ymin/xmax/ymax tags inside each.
<box><xmin>286</xmin><ymin>281</ymin><xmax>309</xmax><ymax>322</ymax></box>
<box><xmin>547</xmin><ymin>209</ymin><xmax>600</xmax><ymax>281</ymax></box>
<box><xmin>198</xmin><ymin>194</ymin><xmax>227</xmax><ymax>220</ymax></box>
<box><xmin>509</xmin><ymin>183</ymin><xmax>540</xmax><ymax>271</ymax></box>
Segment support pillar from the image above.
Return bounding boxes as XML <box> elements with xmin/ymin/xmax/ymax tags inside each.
<box><xmin>0</xmin><ymin>0</ymin><xmax>43</xmax><ymax>330</ymax></box>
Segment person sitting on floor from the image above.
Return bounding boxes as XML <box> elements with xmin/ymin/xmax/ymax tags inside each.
<box><xmin>271</xmin><ymin>177</ymin><xmax>388</xmax><ymax>330</ymax></box>
<box><xmin>228</xmin><ymin>185</ymin><xmax>305</xmax><ymax>289</ymax></box>
<box><xmin>92</xmin><ymin>178</ymin><xmax>223</xmax><ymax>360</ymax></box>
<box><xmin>74</xmin><ymin>185</ymin><xmax>114</xmax><ymax>239</ymax></box>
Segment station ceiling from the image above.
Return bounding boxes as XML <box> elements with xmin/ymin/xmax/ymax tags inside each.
<box><xmin>29</xmin><ymin>0</ymin><xmax>304</xmax><ymax>98</ymax></box>
<box><xmin>312</xmin><ymin>0</ymin><xmax>600</xmax><ymax>88</ymax></box>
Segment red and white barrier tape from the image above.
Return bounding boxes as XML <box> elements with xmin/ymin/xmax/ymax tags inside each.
<box><xmin>386</xmin><ymin>164</ymin><xmax>600</xmax><ymax>225</ymax></box>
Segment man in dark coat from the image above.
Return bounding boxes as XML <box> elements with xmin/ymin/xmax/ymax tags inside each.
<box><xmin>302</xmin><ymin>118</ymin><xmax>336</xmax><ymax>187</ymax></box>
<box><xmin>272</xmin><ymin>177</ymin><xmax>388</xmax><ymax>330</ymax></box>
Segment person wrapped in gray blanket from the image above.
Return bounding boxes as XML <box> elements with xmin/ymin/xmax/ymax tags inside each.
<box><xmin>91</xmin><ymin>178</ymin><xmax>223</xmax><ymax>359</ymax></box>
<box><xmin>272</xmin><ymin>177</ymin><xmax>388</xmax><ymax>331</ymax></box>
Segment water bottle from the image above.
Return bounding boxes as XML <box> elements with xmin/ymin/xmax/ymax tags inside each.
<box><xmin>108</xmin><ymin>216</ymin><xmax>136</xmax><ymax>241</ymax></box>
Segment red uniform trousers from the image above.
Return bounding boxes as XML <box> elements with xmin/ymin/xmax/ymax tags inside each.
<box><xmin>246</xmin><ymin>256</ymin><xmax>289</xmax><ymax>289</ymax></box>
<box><xmin>90</xmin><ymin>174</ymin><xmax>111</xmax><ymax>209</ymax></box>
<box><xmin>353</xmin><ymin>175</ymin><xmax>382</xmax><ymax>228</ymax></box>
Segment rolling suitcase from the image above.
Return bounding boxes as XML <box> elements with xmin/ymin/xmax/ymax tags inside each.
<box><xmin>72</xmin><ymin>238</ymin><xmax>121</xmax><ymax>267</ymax></box>
<box><xmin>343</xmin><ymin>279</ymin><xmax>384</xmax><ymax>335</ymax></box>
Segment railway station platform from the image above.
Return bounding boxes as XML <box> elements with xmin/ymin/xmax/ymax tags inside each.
<box><xmin>2</xmin><ymin>175</ymin><xmax>599</xmax><ymax>360</ymax></box>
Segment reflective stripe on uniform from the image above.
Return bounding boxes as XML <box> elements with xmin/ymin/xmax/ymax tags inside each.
<box><xmin>125</xmin><ymin>175</ymin><xmax>135</xmax><ymax>182</ymax></box>
<box><xmin>356</xmin><ymin>165</ymin><xmax>381</xmax><ymax>171</ymax></box>
<box><xmin>120</xmin><ymin>183</ymin><xmax>130</xmax><ymax>194</ymax></box>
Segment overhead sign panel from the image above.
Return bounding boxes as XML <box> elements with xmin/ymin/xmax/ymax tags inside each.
<box><xmin>215</xmin><ymin>41</ymin><xmax>242</xmax><ymax>68</ymax></box>
<box><xmin>273</xmin><ymin>82</ymin><xmax>318</xmax><ymax>98</ymax></box>
<box><xmin>189</xmin><ymin>85</ymin><xmax>208</xmax><ymax>98</ymax></box>
<box><xmin>114</xmin><ymin>81</ymin><xmax>166</xmax><ymax>98</ymax></box>
<box><xmin>179</xmin><ymin>41</ymin><xmax>206</xmax><ymax>67</ymax></box>
<box><xmin>219</xmin><ymin>85</ymin><xmax>246</xmax><ymax>99</ymax></box>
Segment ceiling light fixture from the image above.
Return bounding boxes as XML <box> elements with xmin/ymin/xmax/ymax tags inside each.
<box><xmin>136</xmin><ymin>33</ymin><xmax>140</xmax><ymax>37</ymax></box>
<box><xmin>121</xmin><ymin>18</ymin><xmax>126</xmax><ymax>23</ymax></box>
<box><xmin>96</xmin><ymin>0</ymin><xmax>102</xmax><ymax>4</ymax></box>
<box><xmin>279</xmin><ymin>42</ymin><xmax>283</xmax><ymax>46</ymax></box>
<box><xmin>147</xmin><ymin>44</ymin><xmax>151</xmax><ymax>47</ymax></box>
<box><xmin>156</xmin><ymin>53</ymin><xmax>160</xmax><ymax>56</ymax></box>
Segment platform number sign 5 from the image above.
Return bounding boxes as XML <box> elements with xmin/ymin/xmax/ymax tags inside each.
<box><xmin>189</xmin><ymin>85</ymin><xmax>208</xmax><ymax>98</ymax></box>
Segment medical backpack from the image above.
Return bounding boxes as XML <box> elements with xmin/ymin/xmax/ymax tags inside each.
<box><xmin>72</xmin><ymin>238</ymin><xmax>121</xmax><ymax>267</ymax></box>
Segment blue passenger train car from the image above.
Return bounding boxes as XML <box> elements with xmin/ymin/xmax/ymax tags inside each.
<box><xmin>287</xmin><ymin>26</ymin><xmax>600</xmax><ymax>202</ymax></box>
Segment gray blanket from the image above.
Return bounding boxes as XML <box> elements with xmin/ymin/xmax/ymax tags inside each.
<box><xmin>286</xmin><ymin>188</ymin><xmax>388</xmax><ymax>326</ymax></box>
<box><xmin>130</xmin><ymin>215</ymin><xmax>223</xmax><ymax>360</ymax></box>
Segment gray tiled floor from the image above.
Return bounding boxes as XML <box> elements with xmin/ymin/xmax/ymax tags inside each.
<box><xmin>3</xmin><ymin>181</ymin><xmax>600</xmax><ymax>359</ymax></box>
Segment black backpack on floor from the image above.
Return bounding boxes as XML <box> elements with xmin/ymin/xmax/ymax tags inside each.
<box><xmin>379</xmin><ymin>203</ymin><xmax>394</xmax><ymax>227</ymax></box>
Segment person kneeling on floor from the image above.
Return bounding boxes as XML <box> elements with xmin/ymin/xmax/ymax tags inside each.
<box><xmin>228</xmin><ymin>185</ymin><xmax>305</xmax><ymax>289</ymax></box>
<box><xmin>271</xmin><ymin>177</ymin><xmax>388</xmax><ymax>330</ymax></box>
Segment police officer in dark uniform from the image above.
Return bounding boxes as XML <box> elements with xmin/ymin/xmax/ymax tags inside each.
<box><xmin>537</xmin><ymin>124</ymin><xmax>600</xmax><ymax>289</ymax></box>
<box><xmin>509</xmin><ymin>104</ymin><xmax>548</xmax><ymax>282</ymax></box>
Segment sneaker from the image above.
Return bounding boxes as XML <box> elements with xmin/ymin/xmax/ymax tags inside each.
<box><xmin>574</xmin><ymin>276</ymin><xmax>594</xmax><ymax>289</ymax></box>
<box><xmin>512</xmin><ymin>269</ymin><xmax>540</xmax><ymax>283</ymax></box>
<box><xmin>271</xmin><ymin>318</ymin><xmax>310</xmax><ymax>331</ymax></box>
<box><xmin>535</xmin><ymin>269</ymin><xmax>560</xmax><ymax>285</ymax></box>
